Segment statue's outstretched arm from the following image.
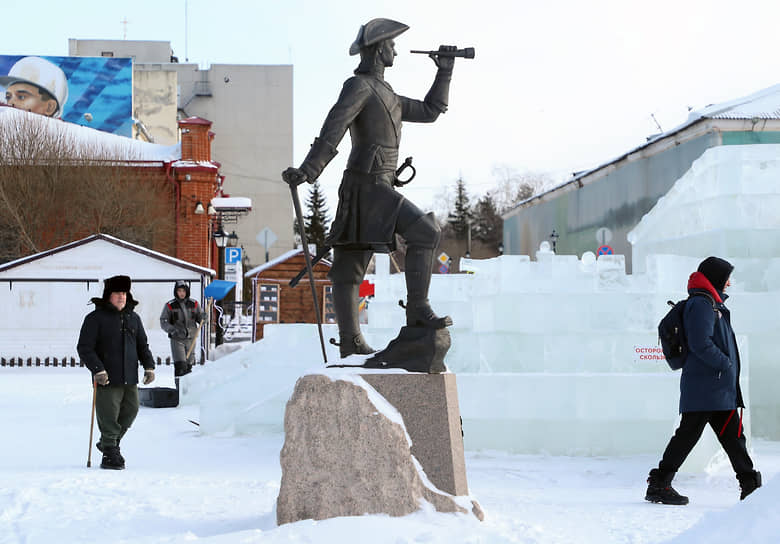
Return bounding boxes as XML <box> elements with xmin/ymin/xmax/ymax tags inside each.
<box><xmin>402</xmin><ymin>45</ymin><xmax>456</xmax><ymax>123</ymax></box>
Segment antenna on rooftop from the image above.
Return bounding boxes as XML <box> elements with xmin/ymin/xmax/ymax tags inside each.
<box><xmin>121</xmin><ymin>16</ymin><xmax>130</xmax><ymax>40</ymax></box>
<box><xmin>650</xmin><ymin>113</ymin><xmax>663</xmax><ymax>133</ymax></box>
<box><xmin>185</xmin><ymin>0</ymin><xmax>189</xmax><ymax>62</ymax></box>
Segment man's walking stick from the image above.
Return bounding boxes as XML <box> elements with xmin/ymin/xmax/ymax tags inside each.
<box><xmin>289</xmin><ymin>182</ymin><xmax>328</xmax><ymax>363</ymax></box>
<box><xmin>87</xmin><ymin>379</ymin><xmax>97</xmax><ymax>467</ymax></box>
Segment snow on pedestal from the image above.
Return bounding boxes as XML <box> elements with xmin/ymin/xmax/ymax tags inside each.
<box><xmin>276</xmin><ymin>373</ymin><xmax>481</xmax><ymax>524</ymax></box>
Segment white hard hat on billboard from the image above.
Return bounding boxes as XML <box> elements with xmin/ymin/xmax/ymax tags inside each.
<box><xmin>0</xmin><ymin>56</ymin><xmax>69</xmax><ymax>118</ymax></box>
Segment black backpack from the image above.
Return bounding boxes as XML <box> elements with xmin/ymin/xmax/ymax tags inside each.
<box><xmin>658</xmin><ymin>293</ymin><xmax>715</xmax><ymax>370</ymax></box>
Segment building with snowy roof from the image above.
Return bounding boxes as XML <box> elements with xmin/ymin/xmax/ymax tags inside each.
<box><xmin>0</xmin><ymin>106</ymin><xmax>231</xmax><ymax>272</ymax></box>
<box><xmin>0</xmin><ymin>233</ymin><xmax>214</xmax><ymax>366</ymax></box>
<box><xmin>244</xmin><ymin>247</ymin><xmax>333</xmax><ymax>341</ymax></box>
<box><xmin>502</xmin><ymin>84</ymin><xmax>780</xmax><ymax>272</ymax></box>
<box><xmin>68</xmin><ymin>39</ymin><xmax>294</xmax><ymax>268</ymax></box>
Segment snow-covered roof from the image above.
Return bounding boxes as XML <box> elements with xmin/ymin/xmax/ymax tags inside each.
<box><xmin>0</xmin><ymin>233</ymin><xmax>215</xmax><ymax>276</ymax></box>
<box><xmin>689</xmin><ymin>84</ymin><xmax>780</xmax><ymax>121</ymax></box>
<box><xmin>244</xmin><ymin>246</ymin><xmax>330</xmax><ymax>277</ymax></box>
<box><xmin>211</xmin><ymin>196</ymin><xmax>252</xmax><ymax>211</ymax></box>
<box><xmin>0</xmin><ymin>105</ymin><xmax>180</xmax><ymax>162</ymax></box>
<box><xmin>171</xmin><ymin>159</ymin><xmax>218</xmax><ymax>169</ymax></box>
<box><xmin>505</xmin><ymin>83</ymin><xmax>780</xmax><ymax>215</ymax></box>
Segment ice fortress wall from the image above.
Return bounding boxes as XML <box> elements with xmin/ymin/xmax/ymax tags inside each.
<box><xmin>183</xmin><ymin>144</ymin><xmax>780</xmax><ymax>466</ymax></box>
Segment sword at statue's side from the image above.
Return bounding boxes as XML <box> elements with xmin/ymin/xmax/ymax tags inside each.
<box><xmin>285</xmin><ymin>174</ymin><xmax>328</xmax><ymax>364</ymax></box>
<box><xmin>287</xmin><ymin>157</ymin><xmax>417</xmax><ymax>289</ymax></box>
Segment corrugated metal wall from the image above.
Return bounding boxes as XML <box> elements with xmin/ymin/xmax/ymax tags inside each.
<box><xmin>504</xmin><ymin>133</ymin><xmax>719</xmax><ymax>272</ymax></box>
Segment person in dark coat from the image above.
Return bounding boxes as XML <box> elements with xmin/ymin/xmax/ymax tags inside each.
<box><xmin>77</xmin><ymin>275</ymin><xmax>155</xmax><ymax>470</ymax></box>
<box><xmin>159</xmin><ymin>280</ymin><xmax>203</xmax><ymax>379</ymax></box>
<box><xmin>282</xmin><ymin>18</ymin><xmax>456</xmax><ymax>357</ymax></box>
<box><xmin>646</xmin><ymin>257</ymin><xmax>761</xmax><ymax>504</ymax></box>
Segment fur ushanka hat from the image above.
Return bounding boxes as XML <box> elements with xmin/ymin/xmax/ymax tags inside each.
<box><xmin>102</xmin><ymin>275</ymin><xmax>132</xmax><ymax>300</ymax></box>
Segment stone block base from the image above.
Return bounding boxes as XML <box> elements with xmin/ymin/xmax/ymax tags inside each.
<box><xmin>361</xmin><ymin>372</ymin><xmax>468</xmax><ymax>496</ymax></box>
<box><xmin>276</xmin><ymin>373</ymin><xmax>482</xmax><ymax>524</ymax></box>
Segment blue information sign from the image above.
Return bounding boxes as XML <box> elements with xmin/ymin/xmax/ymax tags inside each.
<box><xmin>225</xmin><ymin>247</ymin><xmax>242</xmax><ymax>264</ymax></box>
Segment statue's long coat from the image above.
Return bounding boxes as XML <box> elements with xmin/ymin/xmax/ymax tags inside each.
<box><xmin>299</xmin><ymin>69</ymin><xmax>451</xmax><ymax>252</ymax></box>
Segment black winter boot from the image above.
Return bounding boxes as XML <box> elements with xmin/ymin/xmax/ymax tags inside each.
<box><xmin>404</xmin><ymin>246</ymin><xmax>452</xmax><ymax>329</ymax></box>
<box><xmin>174</xmin><ymin>361</ymin><xmax>190</xmax><ymax>377</ymax></box>
<box><xmin>645</xmin><ymin>469</ymin><xmax>688</xmax><ymax>505</ymax></box>
<box><xmin>96</xmin><ymin>440</ymin><xmax>124</xmax><ymax>463</ymax></box>
<box><xmin>332</xmin><ymin>283</ymin><xmax>375</xmax><ymax>358</ymax></box>
<box><xmin>100</xmin><ymin>445</ymin><xmax>125</xmax><ymax>470</ymax></box>
<box><xmin>738</xmin><ymin>471</ymin><xmax>762</xmax><ymax>500</ymax></box>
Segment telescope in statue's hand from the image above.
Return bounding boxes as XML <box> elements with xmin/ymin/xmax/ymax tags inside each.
<box><xmin>410</xmin><ymin>47</ymin><xmax>475</xmax><ymax>59</ymax></box>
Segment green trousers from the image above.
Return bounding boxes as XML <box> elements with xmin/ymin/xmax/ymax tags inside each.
<box><xmin>95</xmin><ymin>384</ymin><xmax>139</xmax><ymax>448</ymax></box>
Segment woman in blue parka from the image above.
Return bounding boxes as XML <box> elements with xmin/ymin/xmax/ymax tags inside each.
<box><xmin>645</xmin><ymin>257</ymin><xmax>761</xmax><ymax>505</ymax></box>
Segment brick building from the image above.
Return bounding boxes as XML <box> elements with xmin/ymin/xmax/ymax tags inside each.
<box><xmin>0</xmin><ymin>106</ymin><xmax>222</xmax><ymax>270</ymax></box>
<box><xmin>170</xmin><ymin>116</ymin><xmax>222</xmax><ymax>270</ymax></box>
<box><xmin>68</xmin><ymin>39</ymin><xmax>294</xmax><ymax>267</ymax></box>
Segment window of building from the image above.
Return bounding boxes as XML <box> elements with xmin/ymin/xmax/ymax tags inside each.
<box><xmin>323</xmin><ymin>285</ymin><xmax>336</xmax><ymax>324</ymax></box>
<box><xmin>256</xmin><ymin>284</ymin><xmax>280</xmax><ymax>323</ymax></box>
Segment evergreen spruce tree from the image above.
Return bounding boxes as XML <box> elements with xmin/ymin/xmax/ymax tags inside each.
<box><xmin>293</xmin><ymin>181</ymin><xmax>331</xmax><ymax>252</ymax></box>
<box><xmin>447</xmin><ymin>177</ymin><xmax>473</xmax><ymax>240</ymax></box>
<box><xmin>472</xmin><ymin>192</ymin><xmax>503</xmax><ymax>247</ymax></box>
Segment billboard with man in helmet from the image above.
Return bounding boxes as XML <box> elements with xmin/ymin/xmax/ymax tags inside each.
<box><xmin>0</xmin><ymin>55</ymin><xmax>132</xmax><ymax>136</ymax></box>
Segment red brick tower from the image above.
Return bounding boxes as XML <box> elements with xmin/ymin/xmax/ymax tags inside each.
<box><xmin>173</xmin><ymin>117</ymin><xmax>220</xmax><ymax>269</ymax></box>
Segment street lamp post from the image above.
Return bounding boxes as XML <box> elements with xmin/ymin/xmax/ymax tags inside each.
<box><xmin>466</xmin><ymin>221</ymin><xmax>472</xmax><ymax>259</ymax></box>
<box><xmin>226</xmin><ymin>231</ymin><xmax>240</xmax><ymax>323</ymax></box>
<box><xmin>213</xmin><ymin>225</ymin><xmax>227</xmax><ymax>346</ymax></box>
<box><xmin>227</xmin><ymin>231</ymin><xmax>239</xmax><ymax>249</ymax></box>
<box><xmin>207</xmin><ymin>197</ymin><xmax>252</xmax><ymax>348</ymax></box>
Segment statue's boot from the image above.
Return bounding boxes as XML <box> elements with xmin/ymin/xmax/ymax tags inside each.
<box><xmin>332</xmin><ymin>282</ymin><xmax>375</xmax><ymax>358</ymax></box>
<box><xmin>404</xmin><ymin>246</ymin><xmax>453</xmax><ymax>329</ymax></box>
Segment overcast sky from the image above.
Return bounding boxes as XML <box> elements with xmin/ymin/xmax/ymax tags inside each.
<box><xmin>4</xmin><ymin>0</ymin><xmax>780</xmax><ymax>211</ymax></box>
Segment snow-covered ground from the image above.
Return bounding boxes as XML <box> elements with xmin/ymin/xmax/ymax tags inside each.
<box><xmin>1</xmin><ymin>366</ymin><xmax>778</xmax><ymax>544</ymax></box>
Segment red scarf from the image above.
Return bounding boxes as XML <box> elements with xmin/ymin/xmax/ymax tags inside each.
<box><xmin>687</xmin><ymin>271</ymin><xmax>723</xmax><ymax>303</ymax></box>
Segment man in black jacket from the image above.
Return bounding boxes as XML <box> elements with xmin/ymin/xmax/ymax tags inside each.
<box><xmin>77</xmin><ymin>275</ymin><xmax>155</xmax><ymax>470</ymax></box>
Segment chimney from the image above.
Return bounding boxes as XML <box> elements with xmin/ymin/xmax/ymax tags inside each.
<box><xmin>174</xmin><ymin>116</ymin><xmax>219</xmax><ymax>268</ymax></box>
<box><xmin>179</xmin><ymin>116</ymin><xmax>213</xmax><ymax>162</ymax></box>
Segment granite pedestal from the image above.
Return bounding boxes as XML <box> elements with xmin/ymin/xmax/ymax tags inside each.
<box><xmin>277</xmin><ymin>373</ymin><xmax>482</xmax><ymax>524</ymax></box>
<box><xmin>361</xmin><ymin>372</ymin><xmax>468</xmax><ymax>496</ymax></box>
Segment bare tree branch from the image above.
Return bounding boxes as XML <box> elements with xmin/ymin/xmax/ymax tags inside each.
<box><xmin>0</xmin><ymin>113</ymin><xmax>176</xmax><ymax>263</ymax></box>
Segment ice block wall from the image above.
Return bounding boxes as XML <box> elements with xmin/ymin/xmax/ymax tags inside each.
<box><xmin>630</xmin><ymin>144</ymin><xmax>780</xmax><ymax>438</ymax></box>
<box><xmin>365</xmin><ymin>251</ymin><xmax>752</xmax><ymax>465</ymax></box>
<box><xmin>183</xmin><ymin>144</ymin><xmax>780</xmax><ymax>461</ymax></box>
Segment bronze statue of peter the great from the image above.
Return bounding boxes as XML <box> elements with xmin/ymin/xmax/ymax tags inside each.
<box><xmin>283</xmin><ymin>18</ymin><xmax>462</xmax><ymax>361</ymax></box>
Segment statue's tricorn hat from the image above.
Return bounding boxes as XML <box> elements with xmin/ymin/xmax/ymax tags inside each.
<box><xmin>349</xmin><ymin>18</ymin><xmax>409</xmax><ymax>56</ymax></box>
